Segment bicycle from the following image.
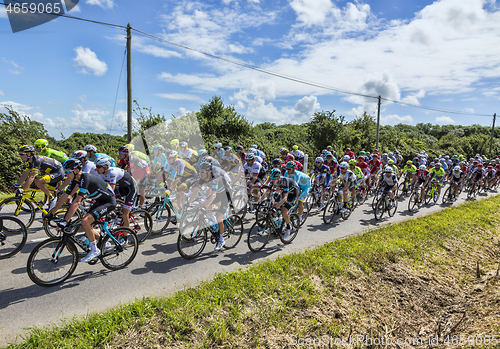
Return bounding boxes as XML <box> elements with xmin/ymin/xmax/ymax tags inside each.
<box><xmin>247</xmin><ymin>205</ymin><xmax>300</xmax><ymax>252</ymax></box>
<box><xmin>442</xmin><ymin>183</ymin><xmax>462</xmax><ymax>204</ymax></box>
<box><xmin>177</xmin><ymin>210</ymin><xmax>244</xmax><ymax>260</ymax></box>
<box><xmin>26</xmin><ymin>217</ymin><xmax>139</xmax><ymax>287</ymax></box>
<box><xmin>397</xmin><ymin>173</ymin><xmax>414</xmax><ymax>199</ymax></box>
<box><xmin>374</xmin><ymin>190</ymin><xmax>397</xmax><ymax>220</ymax></box>
<box><xmin>467</xmin><ymin>179</ymin><xmax>480</xmax><ymax>199</ymax></box>
<box><xmin>407</xmin><ymin>185</ymin><xmax>426</xmax><ymax>212</ymax></box>
<box><xmin>322</xmin><ymin>189</ymin><xmax>354</xmax><ymax>224</ymax></box>
<box><xmin>424</xmin><ymin>178</ymin><xmax>440</xmax><ymax>204</ymax></box>
<box><xmin>0</xmin><ymin>184</ymin><xmax>82</xmax><ymax>236</ymax></box>
<box><xmin>0</xmin><ymin>216</ymin><xmax>27</xmax><ymax>260</ymax></box>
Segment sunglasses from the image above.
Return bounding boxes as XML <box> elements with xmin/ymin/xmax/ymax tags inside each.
<box><xmin>96</xmin><ymin>165</ymin><xmax>103</xmax><ymax>169</ymax></box>
<box><xmin>199</xmin><ymin>170</ymin><xmax>209</xmax><ymax>174</ymax></box>
<box><xmin>119</xmin><ymin>152</ymin><xmax>128</xmax><ymax>155</ymax></box>
<box><xmin>64</xmin><ymin>170</ymin><xmax>73</xmax><ymax>174</ymax></box>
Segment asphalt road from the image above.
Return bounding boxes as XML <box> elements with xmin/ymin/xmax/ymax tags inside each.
<box><xmin>0</xmin><ymin>188</ymin><xmax>496</xmax><ymax>346</ymax></box>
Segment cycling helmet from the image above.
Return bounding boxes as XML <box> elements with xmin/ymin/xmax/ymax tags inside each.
<box><xmin>179</xmin><ymin>141</ymin><xmax>188</xmax><ymax>148</ymax></box>
<box><xmin>235</xmin><ymin>145</ymin><xmax>243</xmax><ymax>151</ymax></box>
<box><xmin>419</xmin><ymin>165</ymin><xmax>426</xmax><ymax>170</ymax></box>
<box><xmin>496</xmin><ymin>158</ymin><xmax>500</xmax><ymax>162</ymax></box>
<box><xmin>286</xmin><ymin>161</ymin><xmax>297</xmax><ymax>169</ymax></box>
<box><xmin>357</xmin><ymin>155</ymin><xmax>364</xmax><ymax>160</ymax></box>
<box><xmin>18</xmin><ymin>145</ymin><xmax>35</xmax><ymax>153</ymax></box>
<box><xmin>439</xmin><ymin>158</ymin><xmax>445</xmax><ymax>163</ymax></box>
<box><xmin>245</xmin><ymin>153</ymin><xmax>255</xmax><ymax>161</ymax></box>
<box><xmin>34</xmin><ymin>139</ymin><xmax>48</xmax><ymax>148</ymax></box>
<box><xmin>280</xmin><ymin>148</ymin><xmax>288</xmax><ymax>154</ymax></box>
<box><xmin>71</xmin><ymin>150</ymin><xmax>87</xmax><ymax>160</ymax></box>
<box><xmin>168</xmin><ymin>150</ymin><xmax>178</xmax><ymax>158</ymax></box>
<box><xmin>348</xmin><ymin>159</ymin><xmax>356</xmax><ymax>165</ymax></box>
<box><xmin>326</xmin><ymin>145</ymin><xmax>332</xmax><ymax>150</ymax></box>
<box><xmin>325</xmin><ymin>152</ymin><xmax>332</xmax><ymax>157</ymax></box>
<box><xmin>478</xmin><ymin>163</ymin><xmax>484</xmax><ymax>168</ymax></box>
<box><xmin>199</xmin><ymin>161</ymin><xmax>212</xmax><ymax>171</ymax></box>
<box><xmin>315</xmin><ymin>157</ymin><xmax>323</xmax><ymax>163</ymax></box>
<box><xmin>95</xmin><ymin>157</ymin><xmax>111</xmax><ymax>167</ymax></box>
<box><xmin>430</xmin><ymin>162</ymin><xmax>435</xmax><ymax>167</ymax></box>
<box><xmin>388</xmin><ymin>159</ymin><xmax>394</xmax><ymax>165</ymax></box>
<box><xmin>292</xmin><ymin>145</ymin><xmax>298</xmax><ymax>150</ymax></box>
<box><xmin>473</xmin><ymin>161</ymin><xmax>479</xmax><ymax>166</ymax></box>
<box><xmin>250</xmin><ymin>144</ymin><xmax>258</xmax><ymax>149</ymax></box>
<box><xmin>434</xmin><ymin>162</ymin><xmax>441</xmax><ymax>167</ymax></box>
<box><xmin>152</xmin><ymin>144</ymin><xmax>164</xmax><ymax>152</ymax></box>
<box><xmin>322</xmin><ymin>149</ymin><xmax>327</xmax><ymax>154</ymax></box>
<box><xmin>272</xmin><ymin>158</ymin><xmax>281</xmax><ymax>166</ymax></box>
<box><xmin>394</xmin><ymin>150</ymin><xmax>399</xmax><ymax>154</ymax></box>
<box><xmin>198</xmin><ymin>149</ymin><xmax>207</xmax><ymax>157</ymax></box>
<box><xmin>287</xmin><ymin>154</ymin><xmax>295</xmax><ymax>161</ymax></box>
<box><xmin>339</xmin><ymin>162</ymin><xmax>348</xmax><ymax>169</ymax></box>
<box><xmin>388</xmin><ymin>152</ymin><xmax>393</xmax><ymax>157</ymax></box>
<box><xmin>63</xmin><ymin>158</ymin><xmax>82</xmax><ymax>171</ymax></box>
<box><xmin>270</xmin><ymin>168</ymin><xmax>281</xmax><ymax>180</ymax></box>
<box><xmin>475</xmin><ymin>154</ymin><xmax>480</xmax><ymax>157</ymax></box>
<box><xmin>345</xmin><ymin>148</ymin><xmax>351</xmax><ymax>151</ymax></box>
<box><xmin>248</xmin><ymin>148</ymin><xmax>257</xmax><ymax>154</ymax></box>
<box><xmin>84</xmin><ymin>144</ymin><xmax>97</xmax><ymax>152</ymax></box>
<box><xmin>125</xmin><ymin>143</ymin><xmax>135</xmax><ymax>151</ymax></box>
<box><xmin>382</xmin><ymin>153</ymin><xmax>388</xmax><ymax>157</ymax></box>
<box><xmin>224</xmin><ymin>146</ymin><xmax>232</xmax><ymax>152</ymax></box>
<box><xmin>453</xmin><ymin>166</ymin><xmax>460</xmax><ymax>172</ymax></box>
<box><xmin>406</xmin><ymin>160</ymin><xmax>412</xmax><ymax>165</ymax></box>
<box><xmin>214</xmin><ymin>142</ymin><xmax>222</xmax><ymax>148</ymax></box>
<box><xmin>118</xmin><ymin>145</ymin><xmax>130</xmax><ymax>153</ymax></box>
<box><xmin>372</xmin><ymin>153</ymin><xmax>379</xmax><ymax>158</ymax></box>
<box><xmin>343</xmin><ymin>155</ymin><xmax>350</xmax><ymax>162</ymax></box>
<box><xmin>420</xmin><ymin>150</ymin><xmax>426</xmax><ymax>154</ymax></box>
<box><xmin>445</xmin><ymin>155</ymin><xmax>450</xmax><ymax>159</ymax></box>
<box><xmin>488</xmin><ymin>165</ymin><xmax>493</xmax><ymax>169</ymax></box>
<box><xmin>384</xmin><ymin>167</ymin><xmax>393</xmax><ymax>173</ymax></box>
<box><xmin>171</xmin><ymin>139</ymin><xmax>179</xmax><ymax>146</ymax></box>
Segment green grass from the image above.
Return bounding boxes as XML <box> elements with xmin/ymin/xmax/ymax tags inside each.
<box><xmin>5</xmin><ymin>195</ymin><xmax>500</xmax><ymax>348</ymax></box>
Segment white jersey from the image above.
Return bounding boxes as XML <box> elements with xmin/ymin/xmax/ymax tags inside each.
<box><xmin>179</xmin><ymin>148</ymin><xmax>194</xmax><ymax>160</ymax></box>
<box><xmin>83</xmin><ymin>160</ymin><xmax>99</xmax><ymax>176</ymax></box>
<box><xmin>338</xmin><ymin>170</ymin><xmax>356</xmax><ymax>184</ymax></box>
<box><xmin>100</xmin><ymin>167</ymin><xmax>136</xmax><ymax>187</ymax></box>
<box><xmin>254</xmin><ymin>155</ymin><xmax>264</xmax><ymax>164</ymax></box>
<box><xmin>290</xmin><ymin>150</ymin><xmax>304</xmax><ymax>159</ymax></box>
<box><xmin>243</xmin><ymin>161</ymin><xmax>262</xmax><ymax>177</ymax></box>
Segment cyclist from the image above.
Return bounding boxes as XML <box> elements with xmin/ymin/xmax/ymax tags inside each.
<box><xmin>163</xmin><ymin>150</ymin><xmax>198</xmax><ymax>209</ymax></box>
<box><xmin>348</xmin><ymin>159</ymin><xmax>364</xmax><ymax>202</ymax></box>
<box><xmin>284</xmin><ymin>161</ymin><xmax>311</xmax><ymax>223</ymax></box>
<box><xmin>355</xmin><ymin>155</ymin><xmax>369</xmax><ymax>189</ymax></box>
<box><xmin>118</xmin><ymin>145</ymin><xmax>150</xmax><ymax>207</ymax></box>
<box><xmin>84</xmin><ymin>144</ymin><xmax>116</xmax><ymax>167</ymax></box>
<box><xmin>286</xmin><ymin>154</ymin><xmax>303</xmax><ymax>171</ymax></box>
<box><xmin>290</xmin><ymin>145</ymin><xmax>305</xmax><ymax>163</ymax></box>
<box><xmin>220</xmin><ymin>146</ymin><xmax>239</xmax><ymax>171</ymax></box>
<box><xmin>95</xmin><ymin>157</ymin><xmax>138</xmax><ymax>229</ymax></box>
<box><xmin>344</xmin><ymin>148</ymin><xmax>355</xmax><ymax>160</ymax></box>
<box><xmin>415</xmin><ymin>165</ymin><xmax>430</xmax><ymax>204</ymax></box>
<box><xmin>310</xmin><ymin>157</ymin><xmax>330</xmax><ymax>210</ymax></box>
<box><xmin>380</xmin><ymin>166</ymin><xmax>398</xmax><ymax>205</ymax></box>
<box><xmin>213</xmin><ymin>142</ymin><xmax>224</xmax><ymax>160</ymax></box>
<box><xmin>401</xmin><ymin>160</ymin><xmax>417</xmax><ymax>185</ymax></box>
<box><xmin>15</xmin><ymin>145</ymin><xmax>64</xmax><ymax>206</ymax></box>
<box><xmin>388</xmin><ymin>159</ymin><xmax>398</xmax><ymax>176</ymax></box>
<box><xmin>34</xmin><ymin>139</ymin><xmax>68</xmax><ymax>164</ymax></box>
<box><xmin>151</xmin><ymin>144</ymin><xmax>167</xmax><ymax>183</ymax></box>
<box><xmin>179</xmin><ymin>142</ymin><xmax>199</xmax><ymax>164</ymax></box>
<box><xmin>260</xmin><ymin>168</ymin><xmax>299</xmax><ymax>239</ymax></box>
<box><xmin>280</xmin><ymin>148</ymin><xmax>289</xmax><ymax>162</ymax></box>
<box><xmin>170</xmin><ymin>139</ymin><xmax>180</xmax><ymax>152</ymax></box>
<box><xmin>56</xmin><ymin>150</ymin><xmax>99</xmax><ymax>197</ymax></box>
<box><xmin>250</xmin><ymin>144</ymin><xmax>266</xmax><ymax>160</ymax></box>
<box><xmin>248</xmin><ymin>148</ymin><xmax>265</xmax><ymax>165</ymax></box>
<box><xmin>428</xmin><ymin>162</ymin><xmax>445</xmax><ymax>198</ymax></box>
<box><xmin>450</xmin><ymin>166</ymin><xmax>464</xmax><ymax>200</ymax></box>
<box><xmin>235</xmin><ymin>145</ymin><xmax>246</xmax><ymax>164</ymax></box>
<box><xmin>394</xmin><ymin>150</ymin><xmax>403</xmax><ymax>167</ymax></box>
<box><xmin>244</xmin><ymin>153</ymin><xmax>264</xmax><ymax>213</ymax></box>
<box><xmin>485</xmin><ymin>165</ymin><xmax>496</xmax><ymax>189</ymax></box>
<box><xmin>337</xmin><ymin>162</ymin><xmax>356</xmax><ymax>213</ymax></box>
<box><xmin>125</xmin><ymin>143</ymin><xmax>149</xmax><ymax>163</ymax></box>
<box><xmin>190</xmin><ymin>161</ymin><xmax>229</xmax><ymax>251</ymax></box>
<box><xmin>46</xmin><ymin>159</ymin><xmax>117</xmax><ymax>262</ymax></box>
<box><xmin>367</xmin><ymin>153</ymin><xmax>382</xmax><ymax>189</ymax></box>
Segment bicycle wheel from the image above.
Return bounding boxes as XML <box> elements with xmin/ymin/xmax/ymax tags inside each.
<box><xmin>371</xmin><ymin>191</ymin><xmax>382</xmax><ymax>210</ymax></box>
<box><xmin>424</xmin><ymin>188</ymin><xmax>433</xmax><ymax>204</ymax></box>
<box><xmin>247</xmin><ymin>219</ymin><xmax>272</xmax><ymax>252</ymax></box>
<box><xmin>148</xmin><ymin>201</ymin><xmax>172</xmax><ymax>235</ymax></box>
<box><xmin>408</xmin><ymin>192</ymin><xmax>420</xmax><ymax>212</ymax></box>
<box><xmin>432</xmin><ymin>188</ymin><xmax>440</xmax><ymax>203</ymax></box>
<box><xmin>177</xmin><ymin>222</ymin><xmax>207</xmax><ymax>260</ymax></box>
<box><xmin>374</xmin><ymin>199</ymin><xmax>385</xmax><ymax>220</ymax></box>
<box><xmin>255</xmin><ymin>199</ymin><xmax>270</xmax><ymax>222</ymax></box>
<box><xmin>222</xmin><ymin>215</ymin><xmax>244</xmax><ymax>249</ymax></box>
<box><xmin>304</xmin><ymin>192</ymin><xmax>315</xmax><ymax>212</ymax></box>
<box><xmin>397</xmin><ymin>182</ymin><xmax>406</xmax><ymax>197</ymax></box>
<box><xmin>280</xmin><ymin>213</ymin><xmax>300</xmax><ymax>244</ymax></box>
<box><xmin>100</xmin><ymin>228</ymin><xmax>138</xmax><ymax>270</ymax></box>
<box><xmin>231</xmin><ymin>194</ymin><xmax>247</xmax><ymax>220</ymax></box>
<box><xmin>388</xmin><ymin>198</ymin><xmax>398</xmax><ymax>217</ymax></box>
<box><xmin>0</xmin><ymin>216</ymin><xmax>27</xmax><ymax>259</ymax></box>
<box><xmin>300</xmin><ymin>201</ymin><xmax>310</xmax><ymax>226</ymax></box>
<box><xmin>357</xmin><ymin>188</ymin><xmax>368</xmax><ymax>205</ymax></box>
<box><xmin>27</xmin><ymin>237</ymin><xmax>79</xmax><ymax>287</ymax></box>
<box><xmin>129</xmin><ymin>209</ymin><xmax>153</xmax><ymax>244</ymax></box>
<box><xmin>467</xmin><ymin>184</ymin><xmax>476</xmax><ymax>198</ymax></box>
<box><xmin>323</xmin><ymin>199</ymin><xmax>337</xmax><ymax>224</ymax></box>
<box><xmin>0</xmin><ymin>197</ymin><xmax>35</xmax><ymax>229</ymax></box>
<box><xmin>442</xmin><ymin>187</ymin><xmax>452</xmax><ymax>204</ymax></box>
<box><xmin>43</xmin><ymin>208</ymin><xmax>83</xmax><ymax>238</ymax></box>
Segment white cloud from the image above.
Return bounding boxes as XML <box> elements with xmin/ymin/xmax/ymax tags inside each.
<box><xmin>436</xmin><ymin>116</ymin><xmax>456</xmax><ymax>124</ymax></box>
<box><xmin>73</xmin><ymin>47</ymin><xmax>108</xmax><ymax>76</ymax></box>
<box><xmin>246</xmin><ymin>97</ymin><xmax>286</xmax><ymax>124</ymax></box>
<box><xmin>464</xmin><ymin>107</ymin><xmax>474</xmax><ymax>113</ymax></box>
<box><xmin>78</xmin><ymin>95</ymin><xmax>87</xmax><ymax>103</ymax></box>
<box><xmin>86</xmin><ymin>0</ymin><xmax>114</xmax><ymax>10</ymax></box>
<box><xmin>381</xmin><ymin>114</ymin><xmax>413</xmax><ymax>125</ymax></box>
<box><xmin>401</xmin><ymin>90</ymin><xmax>425</xmax><ymax>106</ymax></box>
<box><xmin>174</xmin><ymin>107</ymin><xmax>190</xmax><ymax>117</ymax></box>
<box><xmin>0</xmin><ymin>90</ymin><xmax>4</xmax><ymax>96</ymax></box>
<box><xmin>155</xmin><ymin>93</ymin><xmax>203</xmax><ymax>102</ymax></box>
<box><xmin>290</xmin><ymin>0</ymin><xmax>334</xmax><ymax>25</ymax></box>
<box><xmin>282</xmin><ymin>95</ymin><xmax>320</xmax><ymax>122</ymax></box>
<box><xmin>0</xmin><ymin>101</ymin><xmax>34</xmax><ymax>112</ymax></box>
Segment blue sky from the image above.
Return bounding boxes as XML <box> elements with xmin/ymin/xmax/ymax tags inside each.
<box><xmin>1</xmin><ymin>0</ymin><xmax>500</xmax><ymax>139</ymax></box>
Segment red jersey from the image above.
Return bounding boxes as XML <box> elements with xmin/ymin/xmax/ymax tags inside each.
<box><xmin>368</xmin><ymin>159</ymin><xmax>382</xmax><ymax>174</ymax></box>
<box><xmin>356</xmin><ymin>161</ymin><xmax>369</xmax><ymax>175</ymax></box>
<box><xmin>324</xmin><ymin>160</ymin><xmax>337</xmax><ymax>175</ymax></box>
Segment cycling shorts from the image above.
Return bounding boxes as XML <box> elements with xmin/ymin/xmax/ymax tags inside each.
<box><xmin>355</xmin><ymin>177</ymin><xmax>363</xmax><ymax>187</ymax></box>
<box><xmin>41</xmin><ymin>170</ymin><xmax>65</xmax><ymax>186</ymax></box>
<box><xmin>87</xmin><ymin>196</ymin><xmax>117</xmax><ymax>220</ymax></box>
<box><xmin>116</xmin><ymin>185</ymin><xmax>138</xmax><ymax>210</ymax></box>
<box><xmin>382</xmin><ymin>182</ymin><xmax>395</xmax><ymax>193</ymax></box>
<box><xmin>136</xmin><ymin>174</ymin><xmax>150</xmax><ymax>189</ymax></box>
<box><xmin>298</xmin><ymin>185</ymin><xmax>310</xmax><ymax>202</ymax></box>
<box><xmin>339</xmin><ymin>182</ymin><xmax>354</xmax><ymax>192</ymax></box>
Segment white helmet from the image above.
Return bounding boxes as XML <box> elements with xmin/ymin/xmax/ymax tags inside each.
<box><xmin>84</xmin><ymin>144</ymin><xmax>97</xmax><ymax>152</ymax></box>
<box><xmin>71</xmin><ymin>150</ymin><xmax>87</xmax><ymax>160</ymax></box>
<box><xmin>339</xmin><ymin>162</ymin><xmax>349</xmax><ymax>169</ymax></box>
<box><xmin>95</xmin><ymin>157</ymin><xmax>111</xmax><ymax>168</ymax></box>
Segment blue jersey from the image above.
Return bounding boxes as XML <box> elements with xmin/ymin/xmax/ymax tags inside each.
<box><xmin>312</xmin><ymin>164</ymin><xmax>330</xmax><ymax>178</ymax></box>
<box><xmin>153</xmin><ymin>153</ymin><xmax>167</xmax><ymax>168</ymax></box>
<box><xmin>285</xmin><ymin>170</ymin><xmax>311</xmax><ymax>189</ymax></box>
<box><xmin>89</xmin><ymin>153</ymin><xmax>116</xmax><ymax>167</ymax></box>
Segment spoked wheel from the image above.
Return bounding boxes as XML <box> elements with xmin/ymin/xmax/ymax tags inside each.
<box><xmin>322</xmin><ymin>199</ymin><xmax>338</xmax><ymax>224</ymax></box>
<box><xmin>442</xmin><ymin>187</ymin><xmax>452</xmax><ymax>204</ymax></box>
<box><xmin>299</xmin><ymin>201</ymin><xmax>310</xmax><ymax>227</ymax></box>
<box><xmin>0</xmin><ymin>197</ymin><xmax>36</xmax><ymax>229</ymax></box>
<box><xmin>231</xmin><ymin>194</ymin><xmax>248</xmax><ymax>220</ymax></box>
<box><xmin>0</xmin><ymin>216</ymin><xmax>28</xmax><ymax>260</ymax></box>
<box><xmin>280</xmin><ymin>213</ymin><xmax>300</xmax><ymax>244</ymax></box>
<box><xmin>304</xmin><ymin>192</ymin><xmax>316</xmax><ymax>212</ymax></box>
<box><xmin>374</xmin><ymin>199</ymin><xmax>385</xmax><ymax>220</ymax></box>
<box><xmin>467</xmin><ymin>184</ymin><xmax>477</xmax><ymax>199</ymax></box>
<box><xmin>177</xmin><ymin>222</ymin><xmax>207</xmax><ymax>260</ymax></box>
<box><xmin>408</xmin><ymin>192</ymin><xmax>420</xmax><ymax>212</ymax></box>
<box><xmin>222</xmin><ymin>215</ymin><xmax>244</xmax><ymax>249</ymax></box>
<box><xmin>100</xmin><ymin>228</ymin><xmax>139</xmax><ymax>270</ymax></box>
<box><xmin>255</xmin><ymin>199</ymin><xmax>270</xmax><ymax>222</ymax></box>
<box><xmin>27</xmin><ymin>237</ymin><xmax>79</xmax><ymax>287</ymax></box>
<box><xmin>43</xmin><ymin>208</ymin><xmax>83</xmax><ymax>238</ymax></box>
<box><xmin>247</xmin><ymin>219</ymin><xmax>271</xmax><ymax>252</ymax></box>
<box><xmin>356</xmin><ymin>188</ymin><xmax>368</xmax><ymax>205</ymax></box>
<box><xmin>129</xmin><ymin>209</ymin><xmax>153</xmax><ymax>244</ymax></box>
<box><xmin>432</xmin><ymin>188</ymin><xmax>440</xmax><ymax>203</ymax></box>
<box><xmin>148</xmin><ymin>202</ymin><xmax>172</xmax><ymax>235</ymax></box>
<box><xmin>387</xmin><ymin>197</ymin><xmax>398</xmax><ymax>217</ymax></box>
<box><xmin>340</xmin><ymin>203</ymin><xmax>352</xmax><ymax>220</ymax></box>
<box><xmin>371</xmin><ymin>191</ymin><xmax>382</xmax><ymax>210</ymax></box>
<box><xmin>424</xmin><ymin>188</ymin><xmax>433</xmax><ymax>204</ymax></box>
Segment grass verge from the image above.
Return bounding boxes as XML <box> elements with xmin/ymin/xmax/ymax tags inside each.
<box><xmin>5</xmin><ymin>195</ymin><xmax>500</xmax><ymax>348</ymax></box>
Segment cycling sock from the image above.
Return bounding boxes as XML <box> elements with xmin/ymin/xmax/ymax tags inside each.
<box><xmin>218</xmin><ymin>234</ymin><xmax>224</xmax><ymax>243</ymax></box>
<box><xmin>90</xmin><ymin>240</ymin><xmax>98</xmax><ymax>252</ymax></box>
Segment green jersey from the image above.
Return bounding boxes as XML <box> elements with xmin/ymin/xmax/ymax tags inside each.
<box><xmin>41</xmin><ymin>148</ymin><xmax>68</xmax><ymax>164</ymax></box>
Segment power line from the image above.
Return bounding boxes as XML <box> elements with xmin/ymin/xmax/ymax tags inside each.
<box><xmin>0</xmin><ymin>1</ymin><xmax>494</xmax><ymax>118</ymax></box>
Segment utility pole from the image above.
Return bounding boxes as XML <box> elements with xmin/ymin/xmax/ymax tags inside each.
<box><xmin>376</xmin><ymin>95</ymin><xmax>381</xmax><ymax>150</ymax></box>
<box><xmin>127</xmin><ymin>23</ymin><xmax>132</xmax><ymax>142</ymax></box>
<box><xmin>489</xmin><ymin>113</ymin><xmax>496</xmax><ymax>159</ymax></box>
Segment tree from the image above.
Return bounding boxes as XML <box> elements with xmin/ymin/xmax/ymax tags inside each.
<box><xmin>307</xmin><ymin>110</ymin><xmax>345</xmax><ymax>153</ymax></box>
